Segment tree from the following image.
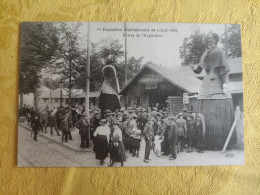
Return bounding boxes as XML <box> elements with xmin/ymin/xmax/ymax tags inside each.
<box><xmin>89</xmin><ymin>38</ymin><xmax>144</xmax><ymax>91</ymax></box>
<box><xmin>221</xmin><ymin>24</ymin><xmax>242</xmax><ymax>58</ymax></box>
<box><xmin>19</xmin><ymin>22</ymin><xmax>59</xmax><ymax>109</ymax></box>
<box><xmin>51</xmin><ymin>22</ymin><xmax>86</xmax><ymax>106</ymax></box>
<box><xmin>179</xmin><ymin>30</ymin><xmax>208</xmax><ymax>66</ymax></box>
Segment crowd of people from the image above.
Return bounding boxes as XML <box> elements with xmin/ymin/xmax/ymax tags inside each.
<box><xmin>19</xmin><ymin>104</ymin><xmax>208</xmax><ymax>167</ymax></box>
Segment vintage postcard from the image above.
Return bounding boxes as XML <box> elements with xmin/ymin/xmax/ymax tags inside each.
<box><xmin>18</xmin><ymin>22</ymin><xmax>244</xmax><ymax>167</ymax></box>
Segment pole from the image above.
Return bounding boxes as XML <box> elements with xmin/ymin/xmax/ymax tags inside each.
<box><xmin>50</xmin><ymin>65</ymin><xmax>52</xmax><ymax>108</ymax></box>
<box><xmin>124</xmin><ymin>22</ymin><xmax>128</xmax><ymax>86</ymax></box>
<box><xmin>85</xmin><ymin>22</ymin><xmax>90</xmax><ymax>115</ymax></box>
<box><xmin>60</xmin><ymin>88</ymin><xmax>62</xmax><ymax>107</ymax></box>
<box><xmin>69</xmin><ymin>34</ymin><xmax>72</xmax><ymax>107</ymax></box>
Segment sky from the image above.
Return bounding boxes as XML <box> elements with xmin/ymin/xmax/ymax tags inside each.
<box><xmin>68</xmin><ymin>22</ymin><xmax>226</xmax><ymax>67</ymax></box>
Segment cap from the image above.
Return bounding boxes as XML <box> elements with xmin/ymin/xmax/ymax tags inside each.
<box><xmin>178</xmin><ymin>113</ymin><xmax>183</xmax><ymax>118</ymax></box>
<box><xmin>104</xmin><ymin>109</ymin><xmax>111</xmax><ymax>113</ymax></box>
<box><xmin>132</xmin><ymin>114</ymin><xmax>138</xmax><ymax>118</ymax></box>
<box><xmin>169</xmin><ymin>115</ymin><xmax>176</xmax><ymax>120</ymax></box>
<box><xmin>100</xmin><ymin>119</ymin><xmax>107</xmax><ymax>125</ymax></box>
<box><xmin>112</xmin><ymin>120</ymin><xmax>120</xmax><ymax>125</ymax></box>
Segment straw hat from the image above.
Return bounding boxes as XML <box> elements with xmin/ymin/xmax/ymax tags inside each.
<box><xmin>100</xmin><ymin>119</ymin><xmax>107</xmax><ymax>125</ymax></box>
<box><xmin>112</xmin><ymin>120</ymin><xmax>120</xmax><ymax>125</ymax></box>
<box><xmin>132</xmin><ymin>114</ymin><xmax>138</xmax><ymax>118</ymax></box>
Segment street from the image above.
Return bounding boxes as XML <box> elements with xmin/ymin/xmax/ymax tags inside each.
<box><xmin>18</xmin><ymin>125</ymin><xmax>97</xmax><ymax>167</ymax></box>
<box><xmin>18</xmin><ymin>125</ymin><xmax>244</xmax><ymax>167</ymax></box>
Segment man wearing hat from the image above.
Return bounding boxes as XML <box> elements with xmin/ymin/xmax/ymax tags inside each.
<box><xmin>111</xmin><ymin>112</ymin><xmax>116</xmax><ymax>119</ymax></box>
<box><xmin>186</xmin><ymin>114</ymin><xmax>195</xmax><ymax>153</ymax></box>
<box><xmin>90</xmin><ymin>112</ymin><xmax>101</xmax><ymax>142</ymax></box>
<box><xmin>128</xmin><ymin>113</ymin><xmax>138</xmax><ymax>156</ymax></box>
<box><xmin>65</xmin><ymin>107</ymin><xmax>73</xmax><ymax>141</ymax></box>
<box><xmin>105</xmin><ymin>112</ymin><xmax>113</xmax><ymax>126</ymax></box>
<box><xmin>168</xmin><ymin>116</ymin><xmax>178</xmax><ymax>160</ymax></box>
<box><xmin>160</xmin><ymin>115</ymin><xmax>170</xmax><ymax>155</ymax></box>
<box><xmin>103</xmin><ymin>109</ymin><xmax>111</xmax><ymax>119</ymax></box>
<box><xmin>136</xmin><ymin>108</ymin><xmax>145</xmax><ymax>133</ymax></box>
<box><xmin>176</xmin><ymin>113</ymin><xmax>187</xmax><ymax>153</ymax></box>
<box><xmin>40</xmin><ymin>108</ymin><xmax>48</xmax><ymax>133</ymax></box>
<box><xmin>143</xmin><ymin>116</ymin><xmax>155</xmax><ymax>163</ymax></box>
<box><xmin>60</xmin><ymin>117</ymin><xmax>69</xmax><ymax>142</ymax></box>
<box><xmin>75</xmin><ymin>113</ymin><xmax>91</xmax><ymax>148</ymax></box>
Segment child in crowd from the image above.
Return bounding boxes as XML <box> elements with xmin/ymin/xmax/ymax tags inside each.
<box><xmin>154</xmin><ymin>133</ymin><xmax>164</xmax><ymax>157</ymax></box>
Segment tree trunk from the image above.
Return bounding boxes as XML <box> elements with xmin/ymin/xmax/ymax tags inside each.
<box><xmin>33</xmin><ymin>84</ymin><xmax>38</xmax><ymax>109</ymax></box>
<box><xmin>19</xmin><ymin>92</ymin><xmax>23</xmax><ymax>109</ymax></box>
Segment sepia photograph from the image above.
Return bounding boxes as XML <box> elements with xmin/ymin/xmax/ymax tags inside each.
<box><xmin>17</xmin><ymin>22</ymin><xmax>244</xmax><ymax>167</ymax></box>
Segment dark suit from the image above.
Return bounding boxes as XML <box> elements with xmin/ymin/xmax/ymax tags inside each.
<box><xmin>75</xmin><ymin>118</ymin><xmax>91</xmax><ymax>148</ymax></box>
<box><xmin>168</xmin><ymin>122</ymin><xmax>178</xmax><ymax>159</ymax></box>
<box><xmin>31</xmin><ymin>117</ymin><xmax>41</xmax><ymax>141</ymax></box>
<box><xmin>176</xmin><ymin>118</ymin><xmax>187</xmax><ymax>151</ymax></box>
<box><xmin>143</xmin><ymin>121</ymin><xmax>154</xmax><ymax>160</ymax></box>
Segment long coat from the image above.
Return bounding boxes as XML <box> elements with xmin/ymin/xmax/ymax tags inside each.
<box><xmin>176</xmin><ymin>118</ymin><xmax>187</xmax><ymax>137</ymax></box>
<box><xmin>143</xmin><ymin>122</ymin><xmax>155</xmax><ymax>140</ymax></box>
<box><xmin>75</xmin><ymin>118</ymin><xmax>91</xmax><ymax>135</ymax></box>
<box><xmin>31</xmin><ymin>117</ymin><xmax>41</xmax><ymax>131</ymax></box>
<box><xmin>48</xmin><ymin>113</ymin><xmax>57</xmax><ymax>127</ymax></box>
<box><xmin>168</xmin><ymin>122</ymin><xmax>178</xmax><ymax>143</ymax></box>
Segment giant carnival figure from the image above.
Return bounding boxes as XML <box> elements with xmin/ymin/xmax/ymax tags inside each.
<box><xmin>99</xmin><ymin>65</ymin><xmax>121</xmax><ymax>118</ymax></box>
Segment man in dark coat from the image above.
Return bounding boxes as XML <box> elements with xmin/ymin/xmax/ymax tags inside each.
<box><xmin>64</xmin><ymin>107</ymin><xmax>73</xmax><ymax>140</ymax></box>
<box><xmin>143</xmin><ymin>117</ymin><xmax>155</xmax><ymax>163</ymax></box>
<box><xmin>186</xmin><ymin>114</ymin><xmax>195</xmax><ymax>153</ymax></box>
<box><xmin>71</xmin><ymin>106</ymin><xmax>78</xmax><ymax>128</ymax></box>
<box><xmin>56</xmin><ymin>107</ymin><xmax>64</xmax><ymax>130</ymax></box>
<box><xmin>168</xmin><ymin>116</ymin><xmax>178</xmax><ymax>160</ymax></box>
<box><xmin>30</xmin><ymin>107</ymin><xmax>36</xmax><ymax>128</ymax></box>
<box><xmin>176</xmin><ymin>113</ymin><xmax>187</xmax><ymax>153</ymax></box>
<box><xmin>40</xmin><ymin>109</ymin><xmax>48</xmax><ymax>133</ymax></box>
<box><xmin>90</xmin><ymin>112</ymin><xmax>101</xmax><ymax>141</ymax></box>
<box><xmin>75</xmin><ymin>113</ymin><xmax>91</xmax><ymax>148</ymax></box>
<box><xmin>136</xmin><ymin>109</ymin><xmax>145</xmax><ymax>133</ymax></box>
<box><xmin>31</xmin><ymin>114</ymin><xmax>41</xmax><ymax>141</ymax></box>
<box><xmin>160</xmin><ymin>116</ymin><xmax>170</xmax><ymax>155</ymax></box>
<box><xmin>49</xmin><ymin>110</ymin><xmax>61</xmax><ymax>136</ymax></box>
<box><xmin>60</xmin><ymin>117</ymin><xmax>69</xmax><ymax>142</ymax></box>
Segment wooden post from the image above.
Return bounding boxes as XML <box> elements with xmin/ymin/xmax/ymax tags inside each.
<box><xmin>124</xmin><ymin>22</ymin><xmax>128</xmax><ymax>86</ymax></box>
<box><xmin>222</xmin><ymin>106</ymin><xmax>240</xmax><ymax>153</ymax></box>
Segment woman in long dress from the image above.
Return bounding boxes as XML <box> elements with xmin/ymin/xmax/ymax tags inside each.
<box><xmin>192</xmin><ymin>33</ymin><xmax>236</xmax><ymax>150</ymax></box>
<box><xmin>109</xmin><ymin>120</ymin><xmax>126</xmax><ymax>167</ymax></box>
<box><xmin>93</xmin><ymin>119</ymin><xmax>110</xmax><ymax>165</ymax></box>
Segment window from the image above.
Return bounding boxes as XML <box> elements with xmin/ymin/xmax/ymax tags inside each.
<box><xmin>128</xmin><ymin>96</ymin><xmax>131</xmax><ymax>106</ymax></box>
<box><xmin>146</xmin><ymin>82</ymin><xmax>157</xmax><ymax>89</ymax></box>
<box><xmin>137</xmin><ymin>97</ymin><xmax>142</xmax><ymax>106</ymax></box>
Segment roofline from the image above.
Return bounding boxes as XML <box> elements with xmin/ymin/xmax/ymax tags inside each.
<box><xmin>119</xmin><ymin>65</ymin><xmax>195</xmax><ymax>95</ymax></box>
<box><xmin>118</xmin><ymin>65</ymin><xmax>148</xmax><ymax>95</ymax></box>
